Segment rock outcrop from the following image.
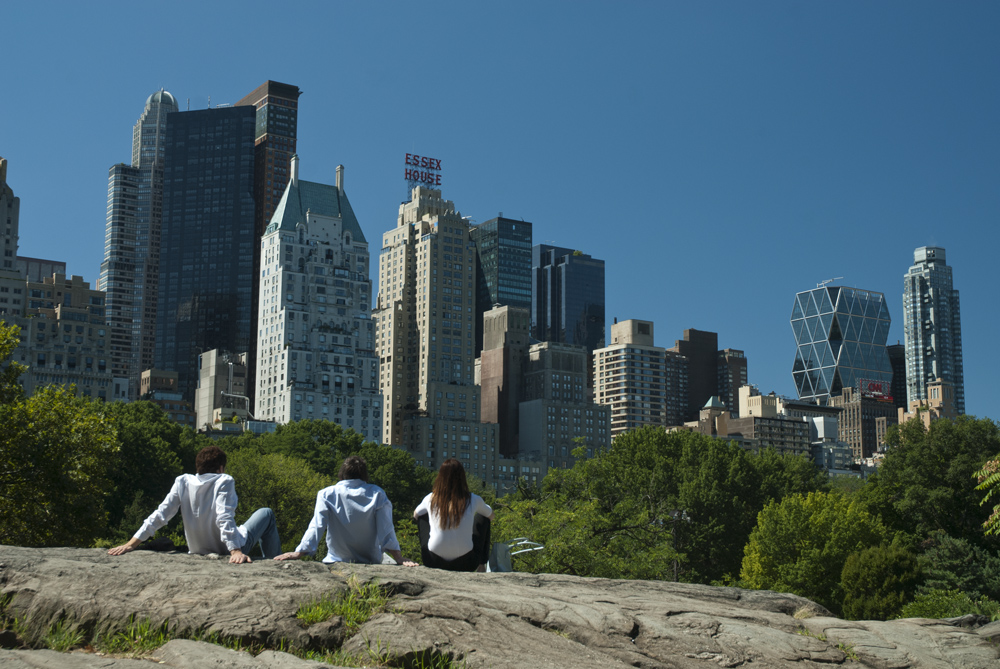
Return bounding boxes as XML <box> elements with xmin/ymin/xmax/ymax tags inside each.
<box><xmin>1</xmin><ymin>546</ymin><xmax>998</xmax><ymax>668</ymax></box>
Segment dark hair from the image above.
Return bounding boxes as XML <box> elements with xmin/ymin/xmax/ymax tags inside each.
<box><xmin>431</xmin><ymin>458</ymin><xmax>470</xmax><ymax>530</ymax></box>
<box><xmin>339</xmin><ymin>455</ymin><xmax>368</xmax><ymax>482</ymax></box>
<box><xmin>195</xmin><ymin>446</ymin><xmax>227</xmax><ymax>475</ymax></box>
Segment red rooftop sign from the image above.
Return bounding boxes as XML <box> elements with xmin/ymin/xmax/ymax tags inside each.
<box><xmin>405</xmin><ymin>153</ymin><xmax>442</xmax><ymax>186</ymax></box>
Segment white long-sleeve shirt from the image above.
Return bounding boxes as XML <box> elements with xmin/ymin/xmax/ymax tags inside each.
<box><xmin>295</xmin><ymin>480</ymin><xmax>400</xmax><ymax>564</ymax></box>
<box><xmin>134</xmin><ymin>473</ymin><xmax>248</xmax><ymax>554</ymax></box>
<box><xmin>414</xmin><ymin>493</ymin><xmax>492</xmax><ymax>560</ymax></box>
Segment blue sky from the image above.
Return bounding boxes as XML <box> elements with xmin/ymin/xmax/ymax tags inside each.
<box><xmin>3</xmin><ymin>1</ymin><xmax>998</xmax><ymax>417</ymax></box>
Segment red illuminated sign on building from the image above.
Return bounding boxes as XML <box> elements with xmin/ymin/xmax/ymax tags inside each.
<box><xmin>404</xmin><ymin>153</ymin><xmax>442</xmax><ymax>186</ymax></box>
<box><xmin>858</xmin><ymin>378</ymin><xmax>893</xmax><ymax>402</ymax></box>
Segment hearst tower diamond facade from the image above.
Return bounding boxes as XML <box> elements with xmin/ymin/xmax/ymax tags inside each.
<box><xmin>790</xmin><ymin>286</ymin><xmax>892</xmax><ymax>402</ymax></box>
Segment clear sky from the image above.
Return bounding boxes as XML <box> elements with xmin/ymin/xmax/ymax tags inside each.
<box><xmin>3</xmin><ymin>1</ymin><xmax>998</xmax><ymax>417</ymax></box>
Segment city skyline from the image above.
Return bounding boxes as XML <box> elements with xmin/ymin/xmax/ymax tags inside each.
<box><xmin>2</xmin><ymin>2</ymin><xmax>998</xmax><ymax>417</ymax></box>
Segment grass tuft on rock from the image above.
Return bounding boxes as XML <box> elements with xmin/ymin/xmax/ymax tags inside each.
<box><xmin>297</xmin><ymin>575</ymin><xmax>392</xmax><ymax>633</ymax></box>
<box><xmin>94</xmin><ymin>615</ymin><xmax>173</xmax><ymax>656</ymax></box>
<box><xmin>42</xmin><ymin>618</ymin><xmax>85</xmax><ymax>652</ymax></box>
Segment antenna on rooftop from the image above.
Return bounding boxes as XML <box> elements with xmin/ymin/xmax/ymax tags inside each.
<box><xmin>817</xmin><ymin>276</ymin><xmax>843</xmax><ymax>288</ymax></box>
<box><xmin>186</xmin><ymin>98</ymin><xmax>190</xmax><ymax>111</ymax></box>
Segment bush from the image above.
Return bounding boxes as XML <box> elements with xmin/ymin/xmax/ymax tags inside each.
<box><xmin>841</xmin><ymin>544</ymin><xmax>922</xmax><ymax>620</ymax></box>
<box><xmin>898</xmin><ymin>589</ymin><xmax>1000</xmax><ymax>621</ymax></box>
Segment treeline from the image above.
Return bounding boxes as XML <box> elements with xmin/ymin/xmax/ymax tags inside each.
<box><xmin>3</xmin><ymin>321</ymin><xmax>1000</xmax><ymax>621</ymax></box>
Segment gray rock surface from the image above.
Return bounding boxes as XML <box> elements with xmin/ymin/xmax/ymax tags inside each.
<box><xmin>1</xmin><ymin>545</ymin><xmax>997</xmax><ymax>668</ymax></box>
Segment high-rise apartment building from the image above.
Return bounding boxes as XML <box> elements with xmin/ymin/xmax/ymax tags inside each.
<box><xmin>531</xmin><ymin>245</ymin><xmax>605</xmax><ymax>355</ymax></box>
<box><xmin>17</xmin><ymin>273</ymin><xmax>114</xmax><ymax>399</ymax></box>
<box><xmin>0</xmin><ymin>157</ymin><xmax>24</xmax><ymax>316</ymax></box>
<box><xmin>254</xmin><ymin>159</ymin><xmax>381</xmax><ymax>442</ymax></box>
<box><xmin>155</xmin><ymin>105</ymin><xmax>257</xmax><ymax>402</ymax></box>
<box><xmin>374</xmin><ymin>187</ymin><xmax>500</xmax><ymax>478</ymax></box>
<box><xmin>790</xmin><ymin>285</ymin><xmax>893</xmax><ymax>403</ymax></box>
<box><xmin>903</xmin><ymin>246</ymin><xmax>964</xmax><ymax>414</ymax></box>
<box><xmin>237</xmin><ymin>81</ymin><xmax>301</xmax><ymax>405</ymax></box>
<box><xmin>828</xmin><ymin>386</ymin><xmax>897</xmax><ymax>460</ymax></box>
<box><xmin>717</xmin><ymin>348</ymin><xmax>748</xmax><ymax>417</ymax></box>
<box><xmin>593</xmin><ymin>319</ymin><xmax>689</xmax><ymax>436</ymax></box>
<box><xmin>520</xmin><ymin>340</ymin><xmax>610</xmax><ymax>468</ymax></box>
<box><xmin>100</xmin><ymin>90</ymin><xmax>179</xmax><ymax>399</ymax></box>
<box><xmin>470</xmin><ymin>217</ymin><xmax>532</xmax><ymax>355</ymax></box>
<box><xmin>477</xmin><ymin>305</ymin><xmax>610</xmax><ymax>465</ymax></box>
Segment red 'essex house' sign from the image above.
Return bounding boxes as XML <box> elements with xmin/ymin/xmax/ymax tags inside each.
<box><xmin>405</xmin><ymin>153</ymin><xmax>442</xmax><ymax>186</ymax></box>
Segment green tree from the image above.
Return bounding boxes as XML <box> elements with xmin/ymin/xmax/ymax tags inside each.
<box><xmin>841</xmin><ymin>544</ymin><xmax>922</xmax><ymax>620</ymax></box>
<box><xmin>100</xmin><ymin>401</ymin><xmax>188</xmax><ymax>538</ymax></box>
<box><xmin>860</xmin><ymin>417</ymin><xmax>1000</xmax><ymax>547</ymax></box>
<box><xmin>918</xmin><ymin>532</ymin><xmax>1000</xmax><ymax>601</ymax></box>
<box><xmin>0</xmin><ymin>321</ymin><xmax>26</xmax><ymax>404</ymax></box>
<box><xmin>975</xmin><ymin>457</ymin><xmax>1000</xmax><ymax>536</ymax></box>
<box><xmin>741</xmin><ymin>491</ymin><xmax>890</xmax><ymax>614</ymax></box>
<box><xmin>223</xmin><ymin>448</ymin><xmax>335</xmax><ymax>554</ymax></box>
<box><xmin>494</xmin><ymin>427</ymin><xmax>825</xmax><ymax>582</ymax></box>
<box><xmin>0</xmin><ymin>386</ymin><xmax>118</xmax><ymax>546</ymax></box>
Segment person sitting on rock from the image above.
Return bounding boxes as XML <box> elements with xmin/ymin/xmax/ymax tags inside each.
<box><xmin>414</xmin><ymin>458</ymin><xmax>494</xmax><ymax>572</ymax></box>
<box><xmin>107</xmin><ymin>445</ymin><xmax>281</xmax><ymax>564</ymax></box>
<box><xmin>273</xmin><ymin>455</ymin><xmax>415</xmax><ymax>566</ymax></box>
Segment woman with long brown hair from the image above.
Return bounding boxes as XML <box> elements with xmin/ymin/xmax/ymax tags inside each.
<box><xmin>414</xmin><ymin>458</ymin><xmax>494</xmax><ymax>572</ymax></box>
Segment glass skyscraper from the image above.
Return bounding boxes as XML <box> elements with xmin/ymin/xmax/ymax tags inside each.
<box><xmin>790</xmin><ymin>285</ymin><xmax>892</xmax><ymax>402</ymax></box>
<box><xmin>155</xmin><ymin>105</ymin><xmax>257</xmax><ymax>402</ymax></box>
<box><xmin>531</xmin><ymin>245</ymin><xmax>605</xmax><ymax>355</ymax></box>
<box><xmin>903</xmin><ymin>246</ymin><xmax>964</xmax><ymax>414</ymax></box>
<box><xmin>100</xmin><ymin>90</ymin><xmax>178</xmax><ymax>398</ymax></box>
<box><xmin>470</xmin><ymin>217</ymin><xmax>532</xmax><ymax>355</ymax></box>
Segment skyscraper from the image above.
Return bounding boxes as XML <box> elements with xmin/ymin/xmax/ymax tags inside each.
<box><xmin>99</xmin><ymin>90</ymin><xmax>179</xmax><ymax>397</ymax></box>
<box><xmin>903</xmin><ymin>246</ymin><xmax>964</xmax><ymax>414</ymax></box>
<box><xmin>593</xmin><ymin>319</ymin><xmax>689</xmax><ymax>435</ymax></box>
<box><xmin>254</xmin><ymin>158</ymin><xmax>381</xmax><ymax>442</ymax></box>
<box><xmin>236</xmin><ymin>81</ymin><xmax>301</xmax><ymax>405</ymax></box>
<box><xmin>470</xmin><ymin>217</ymin><xmax>532</xmax><ymax>355</ymax></box>
<box><xmin>374</xmin><ymin>186</ymin><xmax>500</xmax><ymax>476</ymax></box>
<box><xmin>531</xmin><ymin>245</ymin><xmax>605</xmax><ymax>355</ymax></box>
<box><xmin>790</xmin><ymin>285</ymin><xmax>893</xmax><ymax>403</ymax></box>
<box><xmin>155</xmin><ymin>105</ymin><xmax>257</xmax><ymax>402</ymax></box>
<box><xmin>0</xmin><ymin>157</ymin><xmax>24</xmax><ymax>316</ymax></box>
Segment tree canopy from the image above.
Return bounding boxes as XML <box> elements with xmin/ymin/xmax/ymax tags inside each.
<box><xmin>496</xmin><ymin>426</ymin><xmax>827</xmax><ymax>583</ymax></box>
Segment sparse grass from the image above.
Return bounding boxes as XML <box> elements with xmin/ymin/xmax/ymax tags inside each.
<box><xmin>94</xmin><ymin>615</ymin><xmax>173</xmax><ymax>656</ymax></box>
<box><xmin>42</xmin><ymin>618</ymin><xmax>84</xmax><ymax>652</ymax></box>
<box><xmin>795</xmin><ymin>627</ymin><xmax>827</xmax><ymax>642</ymax></box>
<box><xmin>297</xmin><ymin>575</ymin><xmax>392</xmax><ymax>634</ymax></box>
<box><xmin>837</xmin><ymin>642</ymin><xmax>859</xmax><ymax>660</ymax></box>
<box><xmin>793</xmin><ymin>606</ymin><xmax>815</xmax><ymax>620</ymax></box>
<box><xmin>545</xmin><ymin>626</ymin><xmax>570</xmax><ymax>638</ymax></box>
<box><xmin>301</xmin><ymin>634</ymin><xmax>468</xmax><ymax>669</ymax></box>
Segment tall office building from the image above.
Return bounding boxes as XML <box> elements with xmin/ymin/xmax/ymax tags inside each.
<box><xmin>790</xmin><ymin>285</ymin><xmax>893</xmax><ymax>403</ymax></box>
<box><xmin>531</xmin><ymin>245</ymin><xmax>605</xmax><ymax>355</ymax></box>
<box><xmin>669</xmin><ymin>329</ymin><xmax>718</xmax><ymax>420</ymax></box>
<box><xmin>593</xmin><ymin>319</ymin><xmax>689</xmax><ymax>436</ymax></box>
<box><xmin>255</xmin><ymin>159</ymin><xmax>381</xmax><ymax>442</ymax></box>
<box><xmin>0</xmin><ymin>157</ymin><xmax>24</xmax><ymax>316</ymax></box>
<box><xmin>100</xmin><ymin>90</ymin><xmax>178</xmax><ymax>398</ymax></box>
<box><xmin>470</xmin><ymin>217</ymin><xmax>532</xmax><ymax>355</ymax></box>
<box><xmin>374</xmin><ymin>187</ymin><xmax>500</xmax><ymax>477</ymax></box>
<box><xmin>237</xmin><ymin>81</ymin><xmax>301</xmax><ymax>405</ymax></box>
<box><xmin>886</xmin><ymin>343</ymin><xmax>907</xmax><ymax>411</ymax></box>
<box><xmin>155</xmin><ymin>105</ymin><xmax>257</xmax><ymax>402</ymax></box>
<box><xmin>903</xmin><ymin>246</ymin><xmax>964</xmax><ymax>414</ymax></box>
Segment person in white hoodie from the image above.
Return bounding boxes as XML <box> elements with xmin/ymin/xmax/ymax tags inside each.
<box><xmin>107</xmin><ymin>446</ymin><xmax>280</xmax><ymax>564</ymax></box>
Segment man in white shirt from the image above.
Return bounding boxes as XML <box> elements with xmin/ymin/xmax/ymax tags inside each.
<box><xmin>274</xmin><ymin>455</ymin><xmax>415</xmax><ymax>565</ymax></box>
<box><xmin>108</xmin><ymin>446</ymin><xmax>281</xmax><ymax>564</ymax></box>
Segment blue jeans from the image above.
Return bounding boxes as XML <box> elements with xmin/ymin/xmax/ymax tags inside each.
<box><xmin>241</xmin><ymin>507</ymin><xmax>281</xmax><ymax>558</ymax></box>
